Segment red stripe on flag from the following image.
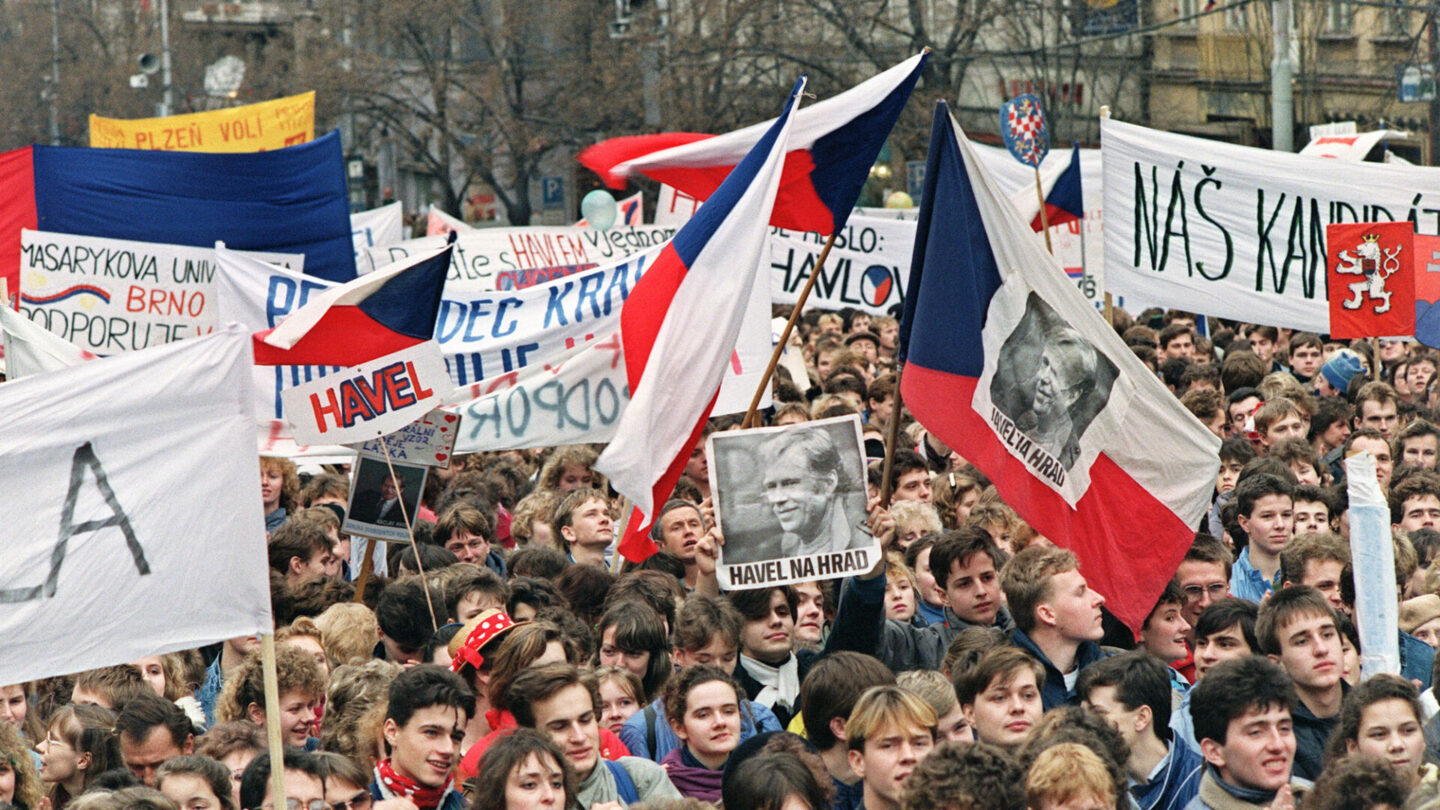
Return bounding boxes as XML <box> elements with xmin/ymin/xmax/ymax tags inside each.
<box><xmin>0</xmin><ymin>147</ymin><xmax>36</xmax><ymax>303</ymax></box>
<box><xmin>251</xmin><ymin>306</ymin><xmax>426</xmax><ymax>367</ymax></box>
<box><xmin>1030</xmin><ymin>203</ymin><xmax>1081</xmax><ymax>233</ymax></box>
<box><xmin>902</xmin><ymin>364</ymin><xmax>1195</xmax><ymax>632</ymax></box>
<box><xmin>580</xmin><ymin>133</ymin><xmax>715</xmax><ymax>188</ymax></box>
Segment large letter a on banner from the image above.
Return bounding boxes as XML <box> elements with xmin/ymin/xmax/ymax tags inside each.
<box><xmin>0</xmin><ymin>442</ymin><xmax>151</xmax><ymax>603</ymax></box>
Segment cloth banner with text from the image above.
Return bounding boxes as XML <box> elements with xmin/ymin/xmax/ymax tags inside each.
<box><xmin>1102</xmin><ymin>118</ymin><xmax>1440</xmax><ymax>331</ymax></box>
<box><xmin>351</xmin><ymin>202</ymin><xmax>405</xmax><ymax>263</ymax></box>
<box><xmin>88</xmin><ymin>92</ymin><xmax>316</xmax><ymax>153</ymax></box>
<box><xmin>20</xmin><ymin>230</ymin><xmax>301</xmax><ymax>354</ymax></box>
<box><xmin>0</xmin><ymin>325</ymin><xmax>271</xmax><ymax>685</ymax></box>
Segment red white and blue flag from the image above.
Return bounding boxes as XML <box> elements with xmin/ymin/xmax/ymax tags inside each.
<box><xmin>1015</xmin><ymin>146</ymin><xmax>1084</xmax><ymax>232</ymax></box>
<box><xmin>251</xmin><ymin>243</ymin><xmax>453</xmax><ymax>367</ymax></box>
<box><xmin>597</xmin><ymin>78</ymin><xmax>802</xmax><ymax>563</ymax></box>
<box><xmin>1000</xmin><ymin>94</ymin><xmax>1049</xmax><ymax>168</ymax></box>
<box><xmin>899</xmin><ymin>103</ymin><xmax>1218</xmax><ymax>631</ymax></box>
<box><xmin>578</xmin><ymin>53</ymin><xmax>926</xmax><ymax>235</ymax></box>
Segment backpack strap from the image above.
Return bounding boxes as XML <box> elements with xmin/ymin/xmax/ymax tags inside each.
<box><xmin>603</xmin><ymin>759</ymin><xmax>641</xmax><ymax>805</ymax></box>
<box><xmin>644</xmin><ymin>703</ymin><xmax>658</xmax><ymax>759</ymax></box>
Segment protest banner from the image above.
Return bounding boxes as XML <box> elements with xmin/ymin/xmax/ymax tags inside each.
<box><xmin>348</xmin><ymin>407</ymin><xmax>460</xmax><ymax>467</ymax></box>
<box><xmin>88</xmin><ymin>92</ymin><xmax>316</xmax><ymax>153</ymax></box>
<box><xmin>281</xmin><ymin>341</ymin><xmax>453</xmax><ymax>445</ymax></box>
<box><xmin>344</xmin><ymin>454</ymin><xmax>429</xmax><ymax>542</ymax></box>
<box><xmin>1416</xmin><ymin>235</ymin><xmax>1440</xmax><ymax>349</ymax></box>
<box><xmin>655</xmin><ymin>183</ymin><xmax>702</xmax><ymax>225</ymax></box>
<box><xmin>709</xmin><ymin>415</ymin><xmax>877</xmax><ymax>589</ymax></box>
<box><xmin>360</xmin><ymin>224</ymin><xmax>680</xmax><ymax>286</ymax></box>
<box><xmin>1101</xmin><ymin>118</ymin><xmax>1440</xmax><ymax>331</ymax></box>
<box><xmin>351</xmin><ymin>202</ymin><xmax>405</xmax><ymax>262</ymax></box>
<box><xmin>768</xmin><ymin>215</ymin><xmax>915</xmax><ymax>316</ymax></box>
<box><xmin>0</xmin><ymin>325</ymin><xmax>271</xmax><ymax>685</ymax></box>
<box><xmin>20</xmin><ymin>230</ymin><xmax>301</xmax><ymax>354</ymax></box>
<box><xmin>0</xmin><ymin>297</ymin><xmax>95</xmax><ymax>379</ymax></box>
<box><xmin>1325</xmin><ymin>222</ymin><xmax>1414</xmax><ymax>339</ymax></box>
<box><xmin>453</xmin><ymin>332</ymin><xmax>629</xmax><ymax>452</ymax></box>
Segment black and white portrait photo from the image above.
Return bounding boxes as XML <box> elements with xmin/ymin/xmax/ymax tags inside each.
<box><xmin>344</xmin><ymin>454</ymin><xmax>429</xmax><ymax>542</ymax></box>
<box><xmin>988</xmin><ymin>292</ymin><xmax>1119</xmax><ymax>471</ymax></box>
<box><xmin>709</xmin><ymin>415</ymin><xmax>876</xmax><ymax>589</ymax></box>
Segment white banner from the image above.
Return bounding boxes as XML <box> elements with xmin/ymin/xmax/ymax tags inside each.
<box><xmin>0</xmin><ymin>325</ymin><xmax>272</xmax><ymax>684</ymax></box>
<box><xmin>656</xmin><ymin>184</ymin><xmax>703</xmax><ymax>225</ymax></box>
<box><xmin>1102</xmin><ymin>118</ymin><xmax>1440</xmax><ymax>331</ymax></box>
<box><xmin>351</xmin><ymin>202</ymin><xmax>405</xmax><ymax>262</ymax></box>
<box><xmin>455</xmin><ymin>332</ymin><xmax>630</xmax><ymax>452</ymax></box>
<box><xmin>769</xmin><ymin>215</ymin><xmax>915</xmax><ymax>316</ymax></box>
<box><xmin>360</xmin><ymin>224</ymin><xmax>681</xmax><ymax>284</ymax></box>
<box><xmin>19</xmin><ymin>230</ymin><xmax>301</xmax><ymax>354</ymax></box>
<box><xmin>282</xmin><ymin>341</ymin><xmax>453</xmax><ymax>445</ymax></box>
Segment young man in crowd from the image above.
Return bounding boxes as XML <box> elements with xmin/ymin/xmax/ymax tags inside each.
<box><xmin>1277</xmin><ymin>534</ymin><xmax>1347</xmax><ymax>613</ymax></box>
<box><xmin>1229</xmin><ymin>474</ymin><xmax>1294</xmax><ymax>602</ymax></box>
<box><xmin>435</xmin><ymin>505</ymin><xmax>505</xmax><ymax>577</ymax></box>
<box><xmin>511</xmin><ymin>663</ymin><xmax>680</xmax><ymax>808</ymax></box>
<box><xmin>239</xmin><ymin>749</ymin><xmax>326</xmax><ymax>810</ymax></box>
<box><xmin>846</xmin><ymin>686</ymin><xmax>937</xmax><ymax>810</ymax></box>
<box><xmin>1158</xmin><ymin>323</ymin><xmax>1194</xmax><ymax>362</ymax></box>
<box><xmin>1001</xmin><ymin>546</ymin><xmax>1107</xmax><ymax>709</ymax></box>
<box><xmin>1256</xmin><ymin>586</ymin><xmax>1344</xmax><ymax>781</ymax></box>
<box><xmin>1187</xmin><ymin>656</ymin><xmax>1302</xmax><ymax>810</ymax></box>
<box><xmin>555</xmin><ymin>488</ymin><xmax>614</xmax><ymax>568</ymax></box>
<box><xmin>1174</xmin><ymin>535</ymin><xmax>1231</xmax><ymax>650</ymax></box>
<box><xmin>1137</xmin><ymin>584</ymin><xmax>1191</xmax><ymax>686</ymax></box>
<box><xmin>648</xmin><ymin>499</ymin><xmax>707</xmax><ymax>590</ymax></box>
<box><xmin>1079</xmin><ymin>651</ymin><xmax>1203</xmax><ymax>810</ymax></box>
<box><xmin>1396</xmin><ymin>420</ymin><xmax>1440</xmax><ymax>471</ymax></box>
<box><xmin>376</xmin><ymin>578</ymin><xmax>438</xmax><ymax>667</ymax></box>
<box><xmin>1287</xmin><ymin>333</ymin><xmax>1324</xmax><ymax>384</ymax></box>
<box><xmin>867</xmin><ymin>374</ymin><xmax>896</xmax><ymax>429</ymax></box>
<box><xmin>267</xmin><ymin>518</ymin><xmax>338</xmax><ymax>587</ymax></box>
<box><xmin>1291</xmin><ymin>485</ymin><xmax>1334</xmax><ymax>537</ymax></box>
<box><xmin>1392</xmin><ymin>471</ymin><xmax>1440</xmax><ymax>533</ymax></box>
<box><xmin>954</xmin><ymin>646</ymin><xmax>1045</xmax><ymax>752</ymax></box>
<box><xmin>864</xmin><ymin>528</ymin><xmax>1014</xmax><ymax>673</ymax></box>
<box><xmin>1172</xmin><ymin>598</ymin><xmax>1260</xmax><ymax>752</ymax></box>
<box><xmin>373</xmin><ymin>664</ymin><xmax>473</xmax><ymax>810</ymax></box>
<box><xmin>1226</xmin><ymin>388</ymin><xmax>1264</xmax><ymax>438</ymax></box>
<box><xmin>1342</xmin><ymin>428</ymin><xmax>1394</xmax><ymax>490</ymax></box>
<box><xmin>888</xmin><ymin>450</ymin><xmax>932</xmax><ymax>504</ymax></box>
<box><xmin>618</xmin><ymin>595</ymin><xmax>782</xmax><ymax>761</ymax></box>
<box><xmin>444</xmin><ymin>566</ymin><xmax>509</xmax><ymax>624</ymax></box>
<box><xmin>1353</xmin><ymin>382</ymin><xmax>1401</xmax><ymax>439</ymax></box>
<box><xmin>1254</xmin><ymin>399</ymin><xmax>1308</xmax><ymax>453</ymax></box>
<box><xmin>801</xmin><ymin>652</ymin><xmax>897</xmax><ymax>810</ymax></box>
<box><xmin>793</xmin><ymin>581</ymin><xmax>828</xmax><ymax>650</ymax></box>
<box><xmin>116</xmin><ymin>692</ymin><xmax>195</xmax><ymax>786</ymax></box>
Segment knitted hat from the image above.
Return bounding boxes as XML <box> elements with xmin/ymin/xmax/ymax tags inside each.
<box><xmin>1400</xmin><ymin>594</ymin><xmax>1440</xmax><ymax>634</ymax></box>
<box><xmin>1321</xmin><ymin>349</ymin><xmax>1366</xmax><ymax>392</ymax></box>
<box><xmin>448</xmin><ymin>608</ymin><xmax>517</xmax><ymax>674</ymax></box>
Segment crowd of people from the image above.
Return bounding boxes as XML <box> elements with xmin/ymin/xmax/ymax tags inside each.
<box><xmin>8</xmin><ymin>305</ymin><xmax>1440</xmax><ymax>810</ymax></box>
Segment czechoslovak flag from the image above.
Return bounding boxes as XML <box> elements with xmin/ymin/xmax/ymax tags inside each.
<box><xmin>579</xmin><ymin>54</ymin><xmax>926</xmax><ymax>235</ymax></box>
<box><xmin>1011</xmin><ymin>146</ymin><xmax>1084</xmax><ymax>233</ymax></box>
<box><xmin>898</xmin><ymin>102</ymin><xmax>1219</xmax><ymax>631</ymax></box>
<box><xmin>251</xmin><ymin>243</ymin><xmax>453</xmax><ymax>367</ymax></box>
<box><xmin>597</xmin><ymin>78</ymin><xmax>802</xmax><ymax>563</ymax></box>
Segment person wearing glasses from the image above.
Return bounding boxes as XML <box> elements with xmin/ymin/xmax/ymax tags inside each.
<box><xmin>238</xmin><ymin>748</ymin><xmax>326</xmax><ymax>810</ymax></box>
<box><xmin>311</xmin><ymin>752</ymin><xmax>372</xmax><ymax>810</ymax></box>
<box><xmin>1172</xmin><ymin>534</ymin><xmax>1231</xmax><ymax>672</ymax></box>
<box><xmin>157</xmin><ymin>756</ymin><xmax>236</xmax><ymax>810</ymax></box>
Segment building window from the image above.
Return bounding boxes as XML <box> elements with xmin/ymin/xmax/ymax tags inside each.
<box><xmin>1224</xmin><ymin>2</ymin><xmax>1248</xmax><ymax>30</ymax></box>
<box><xmin>1176</xmin><ymin>0</ymin><xmax>1199</xmax><ymax>25</ymax></box>
<box><xmin>1381</xmin><ymin>0</ymin><xmax>1410</xmax><ymax>35</ymax></box>
<box><xmin>1323</xmin><ymin>0</ymin><xmax>1352</xmax><ymax>33</ymax></box>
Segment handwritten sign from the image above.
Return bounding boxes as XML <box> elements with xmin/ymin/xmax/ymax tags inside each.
<box><xmin>20</xmin><ymin>230</ymin><xmax>301</xmax><ymax>354</ymax></box>
<box><xmin>88</xmin><ymin>92</ymin><xmax>315</xmax><ymax>153</ymax></box>
<box><xmin>347</xmin><ymin>407</ymin><xmax>461</xmax><ymax>468</ymax></box>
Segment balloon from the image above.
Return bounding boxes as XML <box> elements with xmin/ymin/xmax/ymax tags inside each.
<box><xmin>885</xmin><ymin>191</ymin><xmax>914</xmax><ymax>209</ymax></box>
<box><xmin>581</xmin><ymin>189</ymin><xmax>618</xmax><ymax>230</ymax></box>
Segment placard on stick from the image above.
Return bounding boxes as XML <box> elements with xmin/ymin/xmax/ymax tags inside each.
<box><xmin>343</xmin><ymin>453</ymin><xmax>429</xmax><ymax>542</ymax></box>
<box><xmin>346</xmin><ymin>408</ymin><xmax>461</xmax><ymax>468</ymax></box>
<box><xmin>707</xmin><ymin>415</ymin><xmax>877</xmax><ymax>589</ymax></box>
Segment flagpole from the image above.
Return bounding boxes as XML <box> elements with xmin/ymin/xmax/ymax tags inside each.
<box><xmin>378</xmin><ymin>435</ymin><xmax>439</xmax><ymax>631</ymax></box>
<box><xmin>1033</xmin><ymin>167</ymin><xmax>1053</xmax><ymax>253</ymax></box>
<box><xmin>352</xmin><ymin>537</ymin><xmax>377</xmax><ymax>603</ymax></box>
<box><xmin>877</xmin><ymin>365</ymin><xmax>906</xmax><ymax>507</ymax></box>
<box><xmin>259</xmin><ymin>633</ymin><xmax>288</xmax><ymax>810</ymax></box>
<box><xmin>740</xmin><ymin>231</ymin><xmax>840</xmax><ymax>429</ymax></box>
<box><xmin>609</xmin><ymin>497</ymin><xmax>634</xmax><ymax>574</ymax></box>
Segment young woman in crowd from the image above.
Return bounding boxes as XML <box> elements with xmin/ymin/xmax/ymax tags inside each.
<box><xmin>470</xmin><ymin>729</ymin><xmax>576</xmax><ymax>810</ymax></box>
<box><xmin>259</xmin><ymin>456</ymin><xmax>299</xmax><ymax>533</ymax></box>
<box><xmin>155</xmin><ymin>756</ymin><xmax>235</xmax><ymax>810</ymax></box>
<box><xmin>1324</xmin><ymin>674</ymin><xmax>1436</xmax><ymax>802</ymax></box>
<box><xmin>596</xmin><ymin>667</ymin><xmax>645</xmax><ymax>736</ymax></box>
<box><xmin>660</xmin><ymin>666</ymin><xmax>744</xmax><ymax>802</ymax></box>
<box><xmin>39</xmin><ymin>704</ymin><xmax>122</xmax><ymax>810</ymax></box>
<box><xmin>594</xmin><ymin>602</ymin><xmax>672</xmax><ymax>703</ymax></box>
<box><xmin>214</xmin><ymin>645</ymin><xmax>324</xmax><ymax>750</ymax></box>
<box><xmin>0</xmin><ymin>722</ymin><xmax>44</xmax><ymax>810</ymax></box>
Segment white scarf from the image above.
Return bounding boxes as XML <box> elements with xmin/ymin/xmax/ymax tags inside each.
<box><xmin>740</xmin><ymin>653</ymin><xmax>800</xmax><ymax>713</ymax></box>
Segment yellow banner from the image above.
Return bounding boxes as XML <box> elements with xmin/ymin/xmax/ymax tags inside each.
<box><xmin>88</xmin><ymin>92</ymin><xmax>316</xmax><ymax>153</ymax></box>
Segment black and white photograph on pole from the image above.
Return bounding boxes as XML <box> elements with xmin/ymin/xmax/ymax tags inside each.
<box><xmin>708</xmin><ymin>414</ymin><xmax>877</xmax><ymax>589</ymax></box>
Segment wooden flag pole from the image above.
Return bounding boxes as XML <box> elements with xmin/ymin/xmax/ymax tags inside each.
<box><xmin>1033</xmin><ymin>166</ymin><xmax>1053</xmax><ymax>253</ymax></box>
<box><xmin>1372</xmin><ymin>337</ymin><xmax>1382</xmax><ymax>381</ymax></box>
<box><xmin>379</xmin><ymin>435</ymin><xmax>438</xmax><ymax>631</ymax></box>
<box><xmin>877</xmin><ymin>365</ymin><xmax>907</xmax><ymax>507</ymax></box>
<box><xmin>259</xmin><ymin>633</ymin><xmax>288</xmax><ymax>808</ymax></box>
<box><xmin>741</xmin><ymin>232</ymin><xmax>841</xmax><ymax>429</ymax></box>
<box><xmin>352</xmin><ymin>537</ymin><xmax>377</xmax><ymax>603</ymax></box>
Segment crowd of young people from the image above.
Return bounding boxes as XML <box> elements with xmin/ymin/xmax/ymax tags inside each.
<box><xmin>7</xmin><ymin>307</ymin><xmax>1440</xmax><ymax>810</ymax></box>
